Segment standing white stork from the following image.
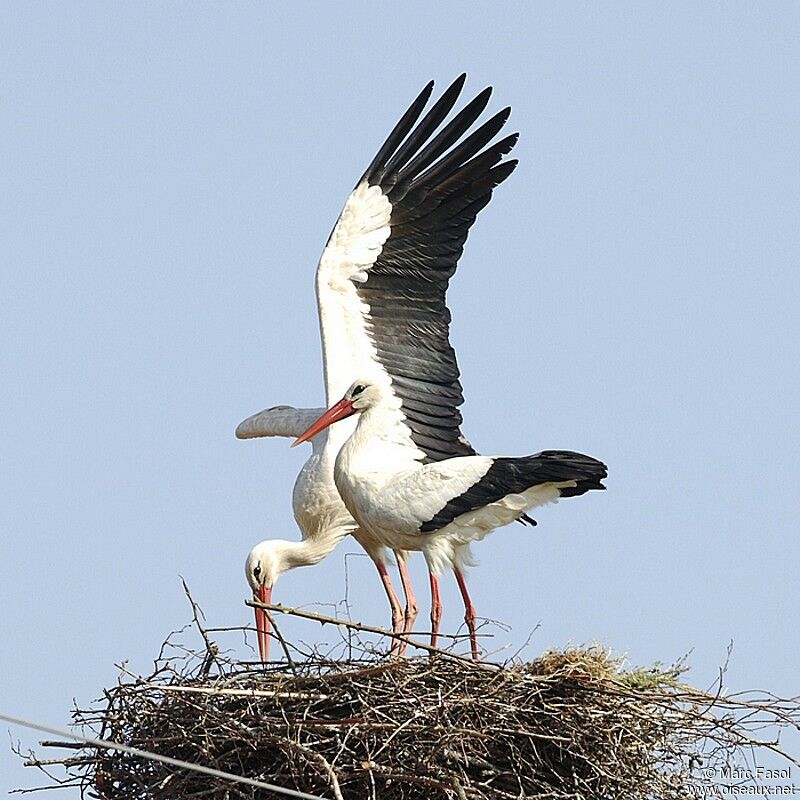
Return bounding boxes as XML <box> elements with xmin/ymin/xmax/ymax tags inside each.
<box><xmin>295</xmin><ymin>382</ymin><xmax>607</xmax><ymax>661</ymax></box>
<box><xmin>238</xmin><ymin>74</ymin><xmax>519</xmax><ymax>661</ymax></box>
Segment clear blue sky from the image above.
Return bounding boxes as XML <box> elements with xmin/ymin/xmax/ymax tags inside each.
<box><xmin>2</xmin><ymin>3</ymin><xmax>799</xmax><ymax>794</ymax></box>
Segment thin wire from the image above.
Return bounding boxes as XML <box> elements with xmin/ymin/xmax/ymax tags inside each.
<box><xmin>2</xmin><ymin>711</ymin><xmax>328</xmax><ymax>800</ymax></box>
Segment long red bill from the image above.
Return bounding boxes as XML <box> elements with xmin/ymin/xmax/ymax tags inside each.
<box><xmin>254</xmin><ymin>584</ymin><xmax>273</xmax><ymax>663</ymax></box>
<box><xmin>292</xmin><ymin>397</ymin><xmax>356</xmax><ymax>447</ymax></box>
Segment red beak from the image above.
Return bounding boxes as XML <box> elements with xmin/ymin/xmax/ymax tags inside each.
<box><xmin>292</xmin><ymin>397</ymin><xmax>356</xmax><ymax>447</ymax></box>
<box><xmin>254</xmin><ymin>584</ymin><xmax>273</xmax><ymax>662</ymax></box>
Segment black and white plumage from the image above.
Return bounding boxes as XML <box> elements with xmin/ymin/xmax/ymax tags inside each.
<box><xmin>419</xmin><ymin>452</ymin><xmax>607</xmax><ymax>533</ymax></box>
<box><xmin>295</xmin><ymin>382</ymin><xmax>608</xmax><ymax>660</ymax></box>
<box><xmin>240</xmin><ymin>75</ymin><xmax>518</xmax><ymax>660</ymax></box>
<box><xmin>316</xmin><ymin>73</ymin><xmax>518</xmax><ymax>463</ymax></box>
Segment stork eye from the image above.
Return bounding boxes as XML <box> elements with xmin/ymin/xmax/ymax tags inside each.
<box><xmin>254</xmin><ymin>564</ymin><xmax>262</xmax><ymax>578</ymax></box>
<box><xmin>352</xmin><ymin>384</ymin><xmax>366</xmax><ymax>397</ymax></box>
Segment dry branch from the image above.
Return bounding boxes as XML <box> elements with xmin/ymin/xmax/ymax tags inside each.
<box><xmin>246</xmin><ymin>600</ymin><xmax>492</xmax><ymax>668</ymax></box>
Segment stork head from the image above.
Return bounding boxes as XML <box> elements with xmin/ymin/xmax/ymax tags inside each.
<box><xmin>245</xmin><ymin>540</ymin><xmax>291</xmax><ymax>662</ymax></box>
<box><xmin>292</xmin><ymin>379</ymin><xmax>381</xmax><ymax>446</ymax></box>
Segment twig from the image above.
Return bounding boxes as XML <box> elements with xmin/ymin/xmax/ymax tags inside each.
<box><xmin>246</xmin><ymin>600</ymin><xmax>499</xmax><ymax>670</ymax></box>
<box><xmin>282</xmin><ymin>737</ymin><xmax>344</xmax><ymax>800</ymax></box>
<box><xmin>180</xmin><ymin>577</ymin><xmax>219</xmax><ymax>677</ymax></box>
<box><xmin>136</xmin><ymin>683</ymin><xmax>327</xmax><ymax>701</ymax></box>
<box><xmin>265</xmin><ymin>609</ymin><xmax>298</xmax><ymax>674</ymax></box>
<box><xmin>36</xmin><ymin>741</ymin><xmax>83</xmax><ymax>750</ymax></box>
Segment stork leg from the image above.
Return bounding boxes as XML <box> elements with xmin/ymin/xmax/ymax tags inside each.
<box><xmin>429</xmin><ymin>573</ymin><xmax>443</xmax><ymax>652</ymax></box>
<box><xmin>453</xmin><ymin>568</ymin><xmax>479</xmax><ymax>661</ymax></box>
<box><xmin>395</xmin><ymin>552</ymin><xmax>418</xmax><ymax>657</ymax></box>
<box><xmin>374</xmin><ymin>559</ymin><xmax>404</xmax><ymax>657</ymax></box>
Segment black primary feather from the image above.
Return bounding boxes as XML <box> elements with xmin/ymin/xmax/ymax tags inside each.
<box><xmin>355</xmin><ymin>77</ymin><xmax>518</xmax><ymax>464</ymax></box>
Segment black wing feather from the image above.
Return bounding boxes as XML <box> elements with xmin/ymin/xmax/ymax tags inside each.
<box><xmin>360</xmin><ymin>81</ymin><xmax>434</xmax><ymax>186</ymax></box>
<box><xmin>420</xmin><ymin>452</ymin><xmax>608</xmax><ymax>532</ymax></box>
<box><xmin>391</xmin><ymin>87</ymin><xmax>494</xmax><ymax>194</ymax></box>
<box><xmin>358</xmin><ymin>77</ymin><xmax>518</xmax><ymax>463</ymax></box>
<box><xmin>377</xmin><ymin>75</ymin><xmax>467</xmax><ymax>186</ymax></box>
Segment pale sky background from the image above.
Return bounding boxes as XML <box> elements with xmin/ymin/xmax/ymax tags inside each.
<box><xmin>2</xmin><ymin>3</ymin><xmax>799</xmax><ymax>794</ymax></box>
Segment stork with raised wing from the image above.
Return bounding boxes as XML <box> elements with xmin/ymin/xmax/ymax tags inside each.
<box><xmin>286</xmin><ymin>70</ymin><xmax>607</xmax><ymax>660</ymax></box>
<box><xmin>239</xmin><ymin>74</ymin><xmax>519</xmax><ymax>661</ymax></box>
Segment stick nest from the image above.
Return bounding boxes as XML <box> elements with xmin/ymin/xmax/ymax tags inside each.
<box><xmin>20</xmin><ymin>610</ymin><xmax>800</xmax><ymax>799</ymax></box>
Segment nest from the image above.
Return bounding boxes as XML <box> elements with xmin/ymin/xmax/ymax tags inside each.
<box><xmin>20</xmin><ymin>603</ymin><xmax>800</xmax><ymax>800</ymax></box>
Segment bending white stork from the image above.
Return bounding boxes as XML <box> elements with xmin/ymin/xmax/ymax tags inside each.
<box><xmin>238</xmin><ymin>405</ymin><xmax>416</xmax><ymax>660</ymax></box>
<box><xmin>238</xmin><ymin>74</ymin><xmax>519</xmax><ymax>660</ymax></box>
<box><xmin>295</xmin><ymin>382</ymin><xmax>608</xmax><ymax>660</ymax></box>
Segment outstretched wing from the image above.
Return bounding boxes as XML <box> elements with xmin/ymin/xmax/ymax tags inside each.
<box><xmin>316</xmin><ymin>75</ymin><xmax>518</xmax><ymax>463</ymax></box>
<box><xmin>236</xmin><ymin>406</ymin><xmax>327</xmax><ymax>452</ymax></box>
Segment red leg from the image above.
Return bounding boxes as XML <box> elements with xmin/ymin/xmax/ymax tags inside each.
<box><xmin>374</xmin><ymin>559</ymin><xmax>404</xmax><ymax>657</ymax></box>
<box><xmin>429</xmin><ymin>572</ymin><xmax>443</xmax><ymax>652</ymax></box>
<box><xmin>395</xmin><ymin>552</ymin><xmax>418</xmax><ymax>657</ymax></box>
<box><xmin>453</xmin><ymin>568</ymin><xmax>479</xmax><ymax>661</ymax></box>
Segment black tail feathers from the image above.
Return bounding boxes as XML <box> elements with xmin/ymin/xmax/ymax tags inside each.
<box><xmin>420</xmin><ymin>450</ymin><xmax>607</xmax><ymax>533</ymax></box>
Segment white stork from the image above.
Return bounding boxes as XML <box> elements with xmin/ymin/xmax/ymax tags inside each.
<box><xmin>239</xmin><ymin>74</ymin><xmax>519</xmax><ymax>660</ymax></box>
<box><xmin>284</xmin><ymin>71</ymin><xmax>608</xmax><ymax>660</ymax></box>
<box><xmin>238</xmin><ymin>406</ymin><xmax>416</xmax><ymax>661</ymax></box>
<box><xmin>295</xmin><ymin>383</ymin><xmax>607</xmax><ymax>661</ymax></box>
